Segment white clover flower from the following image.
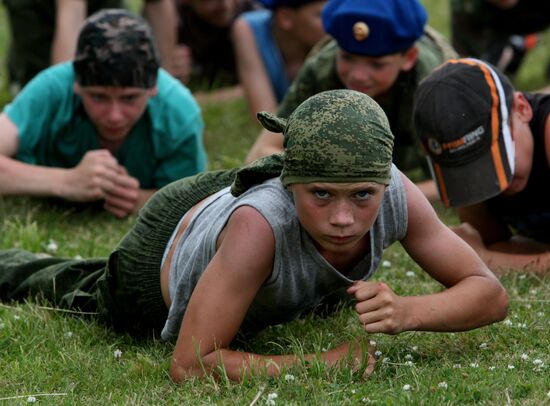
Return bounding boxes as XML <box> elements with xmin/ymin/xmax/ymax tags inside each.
<box><xmin>533</xmin><ymin>359</ymin><xmax>543</xmax><ymax>365</ymax></box>
<box><xmin>405</xmin><ymin>271</ymin><xmax>415</xmax><ymax>277</ymax></box>
<box><xmin>503</xmin><ymin>319</ymin><xmax>513</xmax><ymax>326</ymax></box>
<box><xmin>521</xmin><ymin>353</ymin><xmax>529</xmax><ymax>361</ymax></box>
<box><xmin>64</xmin><ymin>331</ymin><xmax>73</xmax><ymax>338</ymax></box>
<box><xmin>402</xmin><ymin>384</ymin><xmax>411</xmax><ymax>391</ymax></box>
<box><xmin>0</xmin><ymin>323</ymin><xmax>5</xmax><ymax>329</ymax></box>
<box><xmin>74</xmin><ymin>254</ymin><xmax>83</xmax><ymax>260</ymax></box>
<box><xmin>508</xmin><ymin>365</ymin><xmax>515</xmax><ymax>370</ymax></box>
<box><xmin>351</xmin><ymin>389</ymin><xmax>356</xmax><ymax>394</ymax></box>
<box><xmin>284</xmin><ymin>374</ymin><xmax>295</xmax><ymax>382</ymax></box>
<box><xmin>404</xmin><ymin>354</ymin><xmax>413</xmax><ymax>360</ymax></box>
<box><xmin>369</xmin><ymin>340</ymin><xmax>376</xmax><ymax>346</ymax></box>
<box><xmin>411</xmin><ymin>346</ymin><xmax>418</xmax><ymax>352</ymax></box>
<box><xmin>537</xmin><ymin>312</ymin><xmax>544</xmax><ymax>317</ymax></box>
<box><xmin>266</xmin><ymin>392</ymin><xmax>278</xmax><ymax>405</ymax></box>
<box><xmin>382</xmin><ymin>357</ymin><xmax>390</xmax><ymax>363</ymax></box>
<box><xmin>13</xmin><ymin>315</ymin><xmax>20</xmax><ymax>320</ymax></box>
<box><xmin>46</xmin><ymin>239</ymin><xmax>58</xmax><ymax>253</ymax></box>
<box><xmin>489</xmin><ymin>366</ymin><xmax>496</xmax><ymax>371</ymax></box>
<box><xmin>362</xmin><ymin>397</ymin><xmax>370</xmax><ymax>402</ymax></box>
<box><xmin>113</xmin><ymin>349</ymin><xmax>122</xmax><ymax>358</ymax></box>
<box><xmin>405</xmin><ymin>360</ymin><xmax>414</xmax><ymax>366</ymax></box>
<box><xmin>518</xmin><ymin>274</ymin><xmax>526</xmax><ymax>279</ymax></box>
<box><xmin>470</xmin><ymin>363</ymin><xmax>479</xmax><ymax>368</ymax></box>
<box><xmin>547</xmin><ymin>390</ymin><xmax>550</xmax><ymax>398</ymax></box>
<box><xmin>479</xmin><ymin>343</ymin><xmax>488</xmax><ymax>350</ymax></box>
<box><xmin>374</xmin><ymin>350</ymin><xmax>382</xmax><ymax>357</ymax></box>
<box><xmin>438</xmin><ymin>382</ymin><xmax>448</xmax><ymax>389</ymax></box>
<box><xmin>382</xmin><ymin>260</ymin><xmax>391</xmax><ymax>268</ymax></box>
<box><xmin>453</xmin><ymin>364</ymin><xmax>462</xmax><ymax>369</ymax></box>
<box><xmin>529</xmin><ymin>289</ymin><xmax>537</xmax><ymax>295</ymax></box>
<box><xmin>27</xmin><ymin>396</ymin><xmax>37</xmax><ymax>403</ymax></box>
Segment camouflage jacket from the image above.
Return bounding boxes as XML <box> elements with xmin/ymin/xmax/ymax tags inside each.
<box><xmin>276</xmin><ymin>27</ymin><xmax>457</xmax><ymax>174</ymax></box>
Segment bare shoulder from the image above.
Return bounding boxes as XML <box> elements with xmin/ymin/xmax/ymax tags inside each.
<box><xmin>218</xmin><ymin>205</ymin><xmax>276</xmax><ymax>263</ymax></box>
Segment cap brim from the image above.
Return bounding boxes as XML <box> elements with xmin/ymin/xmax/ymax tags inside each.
<box><xmin>428</xmin><ymin>136</ymin><xmax>513</xmax><ymax>208</ymax></box>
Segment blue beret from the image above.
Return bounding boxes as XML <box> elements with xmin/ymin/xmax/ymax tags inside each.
<box><xmin>322</xmin><ymin>0</ymin><xmax>427</xmax><ymax>56</ymax></box>
<box><xmin>259</xmin><ymin>0</ymin><xmax>323</xmax><ymax>9</ymax></box>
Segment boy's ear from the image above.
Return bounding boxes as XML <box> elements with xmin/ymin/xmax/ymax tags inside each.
<box><xmin>512</xmin><ymin>91</ymin><xmax>533</xmax><ymax>123</ymax></box>
<box><xmin>400</xmin><ymin>46</ymin><xmax>418</xmax><ymax>72</ymax></box>
<box><xmin>147</xmin><ymin>86</ymin><xmax>158</xmax><ymax>98</ymax></box>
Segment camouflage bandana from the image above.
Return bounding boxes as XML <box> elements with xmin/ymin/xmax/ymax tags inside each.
<box><xmin>73</xmin><ymin>9</ymin><xmax>159</xmax><ymax>88</ymax></box>
<box><xmin>257</xmin><ymin>89</ymin><xmax>394</xmax><ymax>185</ymax></box>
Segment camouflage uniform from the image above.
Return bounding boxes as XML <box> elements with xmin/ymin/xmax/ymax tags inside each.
<box><xmin>451</xmin><ymin>0</ymin><xmax>550</xmax><ymax>76</ymax></box>
<box><xmin>2</xmin><ymin>0</ymin><xmax>123</xmax><ymax>91</ymax></box>
<box><xmin>277</xmin><ymin>27</ymin><xmax>456</xmax><ymax>175</ymax></box>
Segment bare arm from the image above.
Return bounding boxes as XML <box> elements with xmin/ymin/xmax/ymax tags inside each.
<box><xmin>232</xmin><ymin>18</ymin><xmax>278</xmax><ymax>121</ymax></box>
<box><xmin>144</xmin><ymin>0</ymin><xmax>178</xmax><ymax>74</ymax></box>
<box><xmin>0</xmin><ymin>113</ymin><xmax>147</xmax><ymax>217</ymax></box>
<box><xmin>348</xmin><ymin>173</ymin><xmax>508</xmax><ymax>334</ymax></box>
<box><xmin>245</xmin><ymin>128</ymin><xmax>284</xmax><ymax>163</ymax></box>
<box><xmin>51</xmin><ymin>0</ymin><xmax>87</xmax><ymax>64</ymax></box>
<box><xmin>170</xmin><ymin>206</ymin><xmax>373</xmax><ymax>382</ymax></box>
<box><xmin>455</xmin><ymin>200</ymin><xmax>550</xmax><ymax>273</ymax></box>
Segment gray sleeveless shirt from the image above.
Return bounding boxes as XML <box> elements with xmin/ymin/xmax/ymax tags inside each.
<box><xmin>161</xmin><ymin>165</ymin><xmax>408</xmax><ymax>341</ymax></box>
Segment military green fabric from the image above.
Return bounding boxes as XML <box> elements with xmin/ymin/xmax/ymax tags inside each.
<box><xmin>277</xmin><ymin>28</ymin><xmax>456</xmax><ymax>175</ymax></box>
<box><xmin>258</xmin><ymin>90</ymin><xmax>394</xmax><ymax>185</ymax></box>
<box><xmin>231</xmin><ymin>153</ymin><xmax>285</xmax><ymax>196</ymax></box>
<box><xmin>3</xmin><ymin>0</ymin><xmax>123</xmax><ymax>89</ymax></box>
<box><xmin>0</xmin><ymin>169</ymin><xmax>238</xmax><ymax>336</ymax></box>
<box><xmin>74</xmin><ymin>9</ymin><xmax>159</xmax><ymax>88</ymax></box>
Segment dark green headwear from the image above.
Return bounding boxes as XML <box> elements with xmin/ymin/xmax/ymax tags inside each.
<box><xmin>257</xmin><ymin>89</ymin><xmax>394</xmax><ymax>185</ymax></box>
<box><xmin>73</xmin><ymin>9</ymin><xmax>159</xmax><ymax>88</ymax></box>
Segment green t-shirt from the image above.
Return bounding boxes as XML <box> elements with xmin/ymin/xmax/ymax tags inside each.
<box><xmin>4</xmin><ymin>62</ymin><xmax>207</xmax><ymax>189</ymax></box>
<box><xmin>277</xmin><ymin>28</ymin><xmax>456</xmax><ymax>174</ymax></box>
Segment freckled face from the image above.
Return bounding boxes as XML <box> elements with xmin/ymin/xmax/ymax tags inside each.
<box><xmin>288</xmin><ymin>182</ymin><xmax>385</xmax><ymax>256</ymax></box>
<box><xmin>336</xmin><ymin>49</ymin><xmax>411</xmax><ymax>99</ymax></box>
<box><xmin>75</xmin><ymin>84</ymin><xmax>155</xmax><ymax>146</ymax></box>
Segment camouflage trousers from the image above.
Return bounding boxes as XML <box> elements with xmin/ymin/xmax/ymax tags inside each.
<box><xmin>0</xmin><ymin>169</ymin><xmax>236</xmax><ymax>336</ymax></box>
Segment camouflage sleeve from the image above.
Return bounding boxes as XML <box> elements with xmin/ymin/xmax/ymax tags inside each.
<box><xmin>277</xmin><ymin>40</ymin><xmax>342</xmax><ymax>118</ymax></box>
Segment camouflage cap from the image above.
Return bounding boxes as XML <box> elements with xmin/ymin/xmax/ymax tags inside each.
<box><xmin>73</xmin><ymin>9</ymin><xmax>159</xmax><ymax>88</ymax></box>
<box><xmin>257</xmin><ymin>89</ymin><xmax>394</xmax><ymax>185</ymax></box>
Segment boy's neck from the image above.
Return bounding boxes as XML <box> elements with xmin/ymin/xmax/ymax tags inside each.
<box><xmin>317</xmin><ymin>233</ymin><xmax>371</xmax><ymax>275</ymax></box>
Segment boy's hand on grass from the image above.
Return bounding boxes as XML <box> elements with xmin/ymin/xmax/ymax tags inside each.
<box><xmin>321</xmin><ymin>338</ymin><xmax>375</xmax><ymax>378</ymax></box>
<box><xmin>347</xmin><ymin>281</ymin><xmax>409</xmax><ymax>335</ymax></box>
<box><xmin>103</xmin><ymin>166</ymin><xmax>140</xmax><ymax>218</ymax></box>
<box><xmin>59</xmin><ymin>149</ymin><xmax>120</xmax><ymax>202</ymax></box>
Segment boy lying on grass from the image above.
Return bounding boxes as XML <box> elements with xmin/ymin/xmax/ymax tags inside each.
<box><xmin>0</xmin><ymin>90</ymin><xmax>508</xmax><ymax>382</ymax></box>
<box><xmin>413</xmin><ymin>58</ymin><xmax>550</xmax><ymax>273</ymax></box>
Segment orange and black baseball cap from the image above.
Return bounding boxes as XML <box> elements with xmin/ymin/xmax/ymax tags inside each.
<box><xmin>413</xmin><ymin>58</ymin><xmax>516</xmax><ymax>208</ymax></box>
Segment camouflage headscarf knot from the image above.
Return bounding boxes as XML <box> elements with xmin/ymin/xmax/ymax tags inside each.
<box><xmin>73</xmin><ymin>9</ymin><xmax>159</xmax><ymax>88</ymax></box>
<box><xmin>257</xmin><ymin>89</ymin><xmax>394</xmax><ymax>185</ymax></box>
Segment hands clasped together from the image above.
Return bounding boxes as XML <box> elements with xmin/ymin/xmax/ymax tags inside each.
<box><xmin>60</xmin><ymin>149</ymin><xmax>140</xmax><ymax>217</ymax></box>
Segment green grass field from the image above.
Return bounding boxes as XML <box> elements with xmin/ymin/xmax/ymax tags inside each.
<box><xmin>0</xmin><ymin>1</ymin><xmax>549</xmax><ymax>404</ymax></box>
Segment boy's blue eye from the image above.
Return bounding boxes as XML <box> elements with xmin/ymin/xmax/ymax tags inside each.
<box><xmin>314</xmin><ymin>190</ymin><xmax>329</xmax><ymax>199</ymax></box>
<box><xmin>355</xmin><ymin>190</ymin><xmax>371</xmax><ymax>200</ymax></box>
